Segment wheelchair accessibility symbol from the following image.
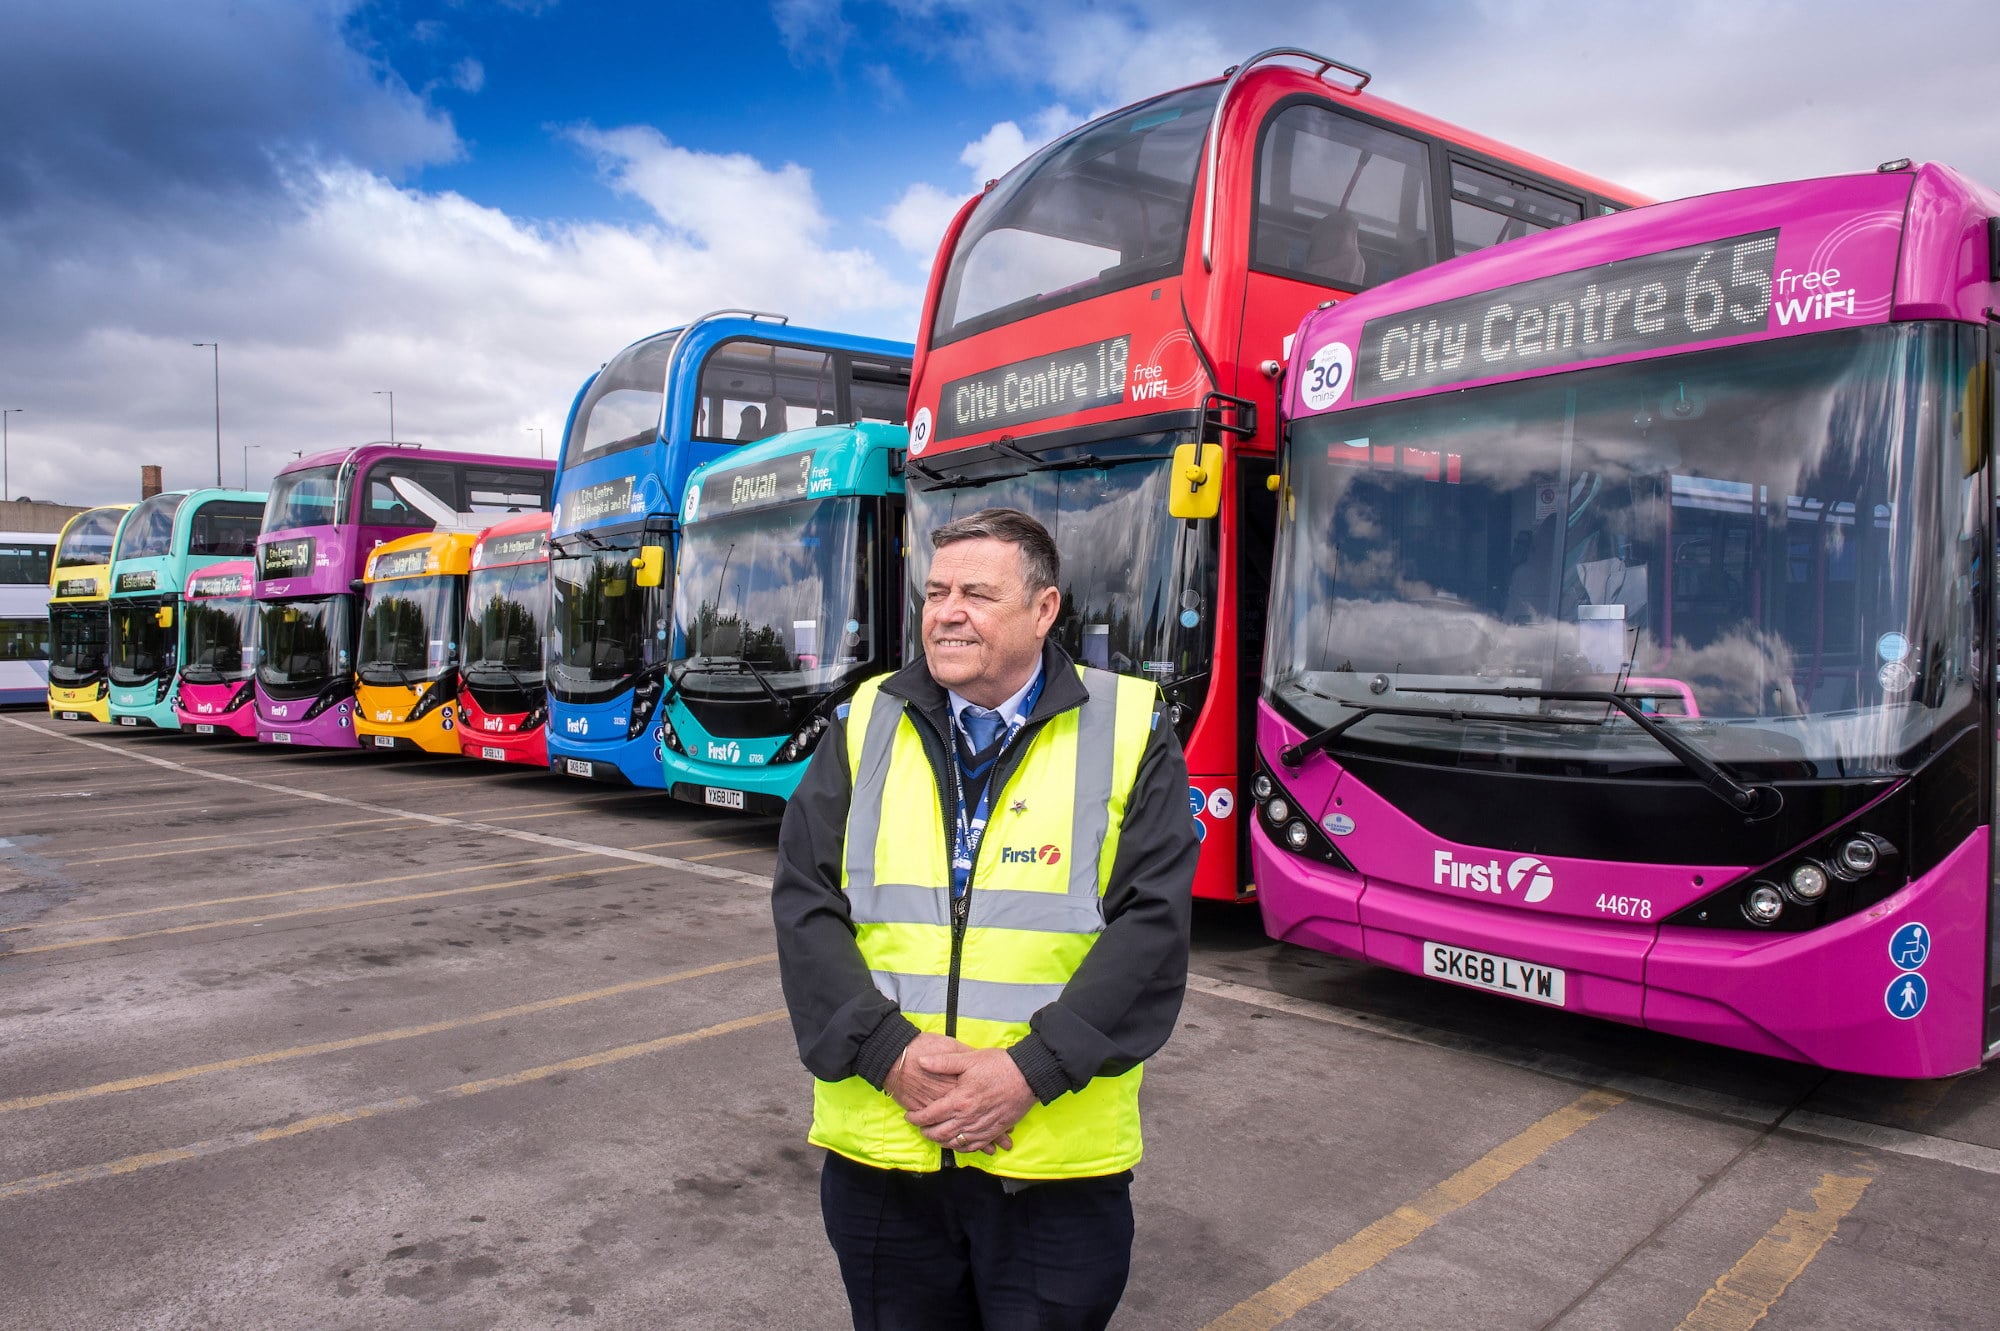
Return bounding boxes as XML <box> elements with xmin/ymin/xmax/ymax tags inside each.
<box><xmin>1889</xmin><ymin>921</ymin><xmax>1930</xmax><ymax>971</ymax></box>
<box><xmin>1886</xmin><ymin>971</ymin><xmax>1928</xmax><ymax>1020</ymax></box>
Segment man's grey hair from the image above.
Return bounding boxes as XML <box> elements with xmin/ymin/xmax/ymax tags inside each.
<box><xmin>930</xmin><ymin>508</ymin><xmax>1060</xmax><ymax>598</ymax></box>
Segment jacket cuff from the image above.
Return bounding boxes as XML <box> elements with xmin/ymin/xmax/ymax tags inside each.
<box><xmin>1007</xmin><ymin>1035</ymin><xmax>1072</xmax><ymax>1105</ymax></box>
<box><xmin>854</xmin><ymin>1013</ymin><xmax>922</xmax><ymax>1090</ymax></box>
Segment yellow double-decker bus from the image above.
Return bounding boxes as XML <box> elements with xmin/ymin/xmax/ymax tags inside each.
<box><xmin>354</xmin><ymin>527</ymin><xmax>478</xmax><ymax>754</ymax></box>
<box><xmin>46</xmin><ymin>505</ymin><xmax>133</xmax><ymax>722</ymax></box>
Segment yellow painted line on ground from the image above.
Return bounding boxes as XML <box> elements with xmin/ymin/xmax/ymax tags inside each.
<box><xmin>0</xmin><ymin>1009</ymin><xmax>786</xmax><ymax>1202</ymax></box>
<box><xmin>41</xmin><ymin>815</ymin><xmax>405</xmax><ymax>857</ymax></box>
<box><xmin>435</xmin><ymin>789</ymin><xmax>658</xmax><ymax>817</ymax></box>
<box><xmin>4</xmin><ymin>862</ymin><xmax>646</xmax><ymax>956</ymax></box>
<box><xmin>66</xmin><ymin>821</ymin><xmax>420</xmax><ymax>867</ymax></box>
<box><xmin>0</xmin><ymin>952</ymin><xmax>776</xmax><ymax>1116</ymax></box>
<box><xmin>3</xmin><ymin>715</ymin><xmax>773</xmax><ymax>890</ymax></box>
<box><xmin>1202</xmin><ymin>1088</ymin><xmax>1628</xmax><ymax>1331</ymax></box>
<box><xmin>1674</xmin><ymin>1171</ymin><xmax>1874</xmax><ymax>1331</ymax></box>
<box><xmin>0</xmin><ymin>852</ymin><xmax>585</xmax><ymax>934</ymax></box>
<box><xmin>626</xmin><ymin>834</ymin><xmax>736</xmax><ymax>852</ymax></box>
<box><xmin>688</xmin><ymin>845</ymin><xmax>770</xmax><ymax>862</ymax></box>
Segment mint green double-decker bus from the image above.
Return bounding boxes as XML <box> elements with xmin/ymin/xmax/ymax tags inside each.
<box><xmin>107</xmin><ymin>487</ymin><xmax>266</xmax><ymax>729</ymax></box>
<box><xmin>661</xmin><ymin>421</ymin><xmax>907</xmax><ymax>813</ymax></box>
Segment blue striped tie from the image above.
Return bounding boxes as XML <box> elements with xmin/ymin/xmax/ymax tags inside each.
<box><xmin>960</xmin><ymin>705</ymin><xmax>1002</xmax><ymax>753</ymax></box>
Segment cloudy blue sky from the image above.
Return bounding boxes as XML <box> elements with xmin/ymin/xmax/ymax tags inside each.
<box><xmin>4</xmin><ymin>0</ymin><xmax>1997</xmax><ymax>505</ymax></box>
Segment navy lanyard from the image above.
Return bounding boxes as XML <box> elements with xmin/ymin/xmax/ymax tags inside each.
<box><xmin>944</xmin><ymin>672</ymin><xmax>1043</xmax><ymax>902</ymax></box>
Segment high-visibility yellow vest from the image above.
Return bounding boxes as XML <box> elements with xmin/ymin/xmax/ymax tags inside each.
<box><xmin>809</xmin><ymin>665</ymin><xmax>1158</xmax><ymax>1179</ymax></box>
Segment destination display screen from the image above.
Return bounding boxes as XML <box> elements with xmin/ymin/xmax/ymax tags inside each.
<box><xmin>114</xmin><ymin>570</ymin><xmax>158</xmax><ymax>593</ymax></box>
<box><xmin>188</xmin><ymin>571</ymin><xmax>252</xmax><ymax>598</ymax></box>
<box><xmin>563</xmin><ymin>475</ymin><xmax>635</xmax><ymax>528</ymax></box>
<box><xmin>259</xmin><ymin>536</ymin><xmax>315</xmax><ymax>578</ymax></box>
<box><xmin>696</xmin><ymin>450</ymin><xmax>814</xmax><ymax>518</ymax></box>
<box><xmin>55</xmin><ymin>576</ymin><xmax>97</xmax><ymax>597</ymax></box>
<box><xmin>935</xmin><ymin>335</ymin><xmax>1130</xmax><ymax>440</ymax></box>
<box><xmin>371</xmin><ymin>547</ymin><xmax>431</xmax><ymax>580</ymax></box>
<box><xmin>476</xmin><ymin>530</ymin><xmax>548</xmax><ymax>567</ymax></box>
<box><xmin>1353</xmin><ymin>230</ymin><xmax>1780</xmax><ymax>401</ymax></box>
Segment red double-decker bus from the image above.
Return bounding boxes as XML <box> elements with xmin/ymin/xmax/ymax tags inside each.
<box><xmin>904</xmin><ymin>49</ymin><xmax>1648</xmax><ymax>901</ymax></box>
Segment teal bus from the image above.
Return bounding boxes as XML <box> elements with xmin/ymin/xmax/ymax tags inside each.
<box><xmin>107</xmin><ymin>487</ymin><xmax>266</xmax><ymax>729</ymax></box>
<box><xmin>661</xmin><ymin>421</ymin><xmax>907</xmax><ymax>813</ymax></box>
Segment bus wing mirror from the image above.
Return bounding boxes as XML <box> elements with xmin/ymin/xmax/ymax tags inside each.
<box><xmin>1167</xmin><ymin>443</ymin><xmax>1222</xmax><ymax>520</ymax></box>
<box><xmin>155</xmin><ymin>606</ymin><xmax>174</xmax><ymax>629</ymax></box>
<box><xmin>632</xmin><ymin>545</ymin><xmax>666</xmax><ymax>588</ymax></box>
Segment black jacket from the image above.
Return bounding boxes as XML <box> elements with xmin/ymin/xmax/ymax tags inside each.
<box><xmin>771</xmin><ymin>639</ymin><xmax>1198</xmax><ymax>1104</ymax></box>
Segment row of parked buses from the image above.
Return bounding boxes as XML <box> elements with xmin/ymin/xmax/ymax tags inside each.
<box><xmin>39</xmin><ymin>49</ymin><xmax>2000</xmax><ymax>1079</ymax></box>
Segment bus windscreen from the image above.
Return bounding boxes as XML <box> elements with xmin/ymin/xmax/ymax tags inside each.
<box><xmin>933</xmin><ymin>83</ymin><xmax>1220</xmax><ymax>343</ymax></box>
<box><xmin>1268</xmin><ymin>322</ymin><xmax>1983</xmax><ymax>781</ymax></box>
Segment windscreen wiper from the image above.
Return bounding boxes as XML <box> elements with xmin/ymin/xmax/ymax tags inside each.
<box><xmin>681</xmin><ymin>654</ymin><xmax>790</xmax><ymax>715</ymax></box>
<box><xmin>1283</xmin><ymin>685</ymin><xmax>1781</xmax><ymax>820</ymax></box>
<box><xmin>357</xmin><ymin>661</ymin><xmax>415</xmax><ymax>686</ymax></box>
<box><xmin>464</xmin><ymin>660</ymin><xmax>529</xmax><ymax>688</ymax></box>
<box><xmin>903</xmin><ymin>457</ymin><xmax>974</xmax><ymax>488</ymax></box>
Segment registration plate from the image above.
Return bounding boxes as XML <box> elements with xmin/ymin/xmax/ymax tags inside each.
<box><xmin>565</xmin><ymin>758</ymin><xmax>592</xmax><ymax>778</ymax></box>
<box><xmin>373</xmin><ymin>734</ymin><xmax>396</xmax><ymax>749</ymax></box>
<box><xmin>270</xmin><ymin>732</ymin><xmax>292</xmax><ymax>744</ymax></box>
<box><xmin>705</xmin><ymin>786</ymin><xmax>745</xmax><ymax>810</ymax></box>
<box><xmin>480</xmin><ymin>746</ymin><xmax>506</xmax><ymax>761</ymax></box>
<box><xmin>1423</xmin><ymin>941</ymin><xmax>1566</xmax><ymax>1007</ymax></box>
<box><xmin>118</xmin><ymin>715</ymin><xmax>139</xmax><ymax>726</ymax></box>
<box><xmin>195</xmin><ymin>724</ymin><xmax>216</xmax><ymax>734</ymax></box>
<box><xmin>57</xmin><ymin>711</ymin><xmax>83</xmax><ymax>720</ymax></box>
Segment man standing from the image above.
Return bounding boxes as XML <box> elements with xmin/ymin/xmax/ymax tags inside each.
<box><xmin>772</xmin><ymin>508</ymin><xmax>1198</xmax><ymax>1330</ymax></box>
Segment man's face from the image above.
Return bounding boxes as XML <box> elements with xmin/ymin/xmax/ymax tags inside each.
<box><xmin>922</xmin><ymin>537</ymin><xmax>1060</xmax><ymax>707</ymax></box>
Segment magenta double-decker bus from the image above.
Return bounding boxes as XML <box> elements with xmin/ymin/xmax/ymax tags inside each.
<box><xmin>253</xmin><ymin>445</ymin><xmax>555</xmax><ymax>747</ymax></box>
<box><xmin>175</xmin><ymin>559</ymin><xmax>257</xmax><ymax>737</ymax></box>
<box><xmin>1256</xmin><ymin>162</ymin><xmax>2000</xmax><ymax>1078</ymax></box>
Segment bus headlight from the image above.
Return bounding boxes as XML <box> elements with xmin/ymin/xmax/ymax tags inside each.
<box><xmin>1837</xmin><ymin>836</ymin><xmax>1879</xmax><ymax>876</ymax></box>
<box><xmin>1742</xmin><ymin>883</ymin><xmax>1785</xmax><ymax>926</ymax></box>
<box><xmin>1284</xmin><ymin>821</ymin><xmax>1311</xmax><ymax>851</ymax></box>
<box><xmin>1265</xmin><ymin>797</ymin><xmax>1292</xmax><ymax>826</ymax></box>
<box><xmin>773</xmin><ymin>713</ymin><xmax>830</xmax><ymax>765</ymax></box>
<box><xmin>1785</xmin><ymin>862</ymin><xmax>1829</xmax><ymax>903</ymax></box>
<box><xmin>1251</xmin><ymin>773</ymin><xmax>1273</xmax><ymax>801</ymax></box>
<box><xmin>627</xmin><ymin>673</ymin><xmax>665</xmax><ymax>740</ymax></box>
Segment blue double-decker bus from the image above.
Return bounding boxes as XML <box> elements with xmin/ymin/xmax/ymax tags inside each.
<box><xmin>547</xmin><ymin>311</ymin><xmax>912</xmax><ymax>787</ymax></box>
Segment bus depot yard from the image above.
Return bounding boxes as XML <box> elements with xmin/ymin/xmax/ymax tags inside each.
<box><xmin>4</xmin><ymin>717</ymin><xmax>2000</xmax><ymax>1329</ymax></box>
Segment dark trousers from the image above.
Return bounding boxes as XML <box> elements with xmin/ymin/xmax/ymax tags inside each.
<box><xmin>820</xmin><ymin>1151</ymin><xmax>1135</xmax><ymax>1330</ymax></box>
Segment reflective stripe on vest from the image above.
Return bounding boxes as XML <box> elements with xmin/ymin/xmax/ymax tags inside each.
<box><xmin>807</xmin><ymin>664</ymin><xmax>1157</xmax><ymax>1180</ymax></box>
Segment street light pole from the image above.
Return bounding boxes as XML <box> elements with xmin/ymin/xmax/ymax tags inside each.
<box><xmin>373</xmin><ymin>390</ymin><xmax>395</xmax><ymax>443</ymax></box>
<box><xmin>242</xmin><ymin>443</ymin><xmax>263</xmax><ymax>489</ymax></box>
<box><xmin>192</xmin><ymin>342</ymin><xmax>222</xmax><ymax>485</ymax></box>
<box><xmin>526</xmin><ymin>426</ymin><xmax>544</xmax><ymax>459</ymax></box>
<box><xmin>1</xmin><ymin>409</ymin><xmax>20</xmax><ymax>502</ymax></box>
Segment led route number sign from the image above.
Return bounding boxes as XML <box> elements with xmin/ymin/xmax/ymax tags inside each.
<box><xmin>1353</xmin><ymin>231</ymin><xmax>1780</xmax><ymax>401</ymax></box>
<box><xmin>936</xmin><ymin>335</ymin><xmax>1131</xmax><ymax>441</ymax></box>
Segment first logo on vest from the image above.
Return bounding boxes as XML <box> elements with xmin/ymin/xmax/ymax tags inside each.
<box><xmin>1000</xmin><ymin>844</ymin><xmax>1063</xmax><ymax>865</ymax></box>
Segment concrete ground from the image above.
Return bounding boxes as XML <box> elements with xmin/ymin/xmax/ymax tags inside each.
<box><xmin>3</xmin><ymin>710</ymin><xmax>1998</xmax><ymax>1330</ymax></box>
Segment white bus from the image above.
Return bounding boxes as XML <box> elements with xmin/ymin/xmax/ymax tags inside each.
<box><xmin>0</xmin><ymin>530</ymin><xmax>57</xmax><ymax>705</ymax></box>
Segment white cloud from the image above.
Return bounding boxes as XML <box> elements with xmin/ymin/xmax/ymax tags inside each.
<box><xmin>880</xmin><ymin>181</ymin><xmax>963</xmax><ymax>257</ymax></box>
<box><xmin>450</xmin><ymin>58</ymin><xmax>485</xmax><ymax>94</ymax></box>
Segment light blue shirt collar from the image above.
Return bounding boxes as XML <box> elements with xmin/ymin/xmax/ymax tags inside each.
<box><xmin>947</xmin><ymin>665</ymin><xmax>1043</xmax><ymax>733</ymax></box>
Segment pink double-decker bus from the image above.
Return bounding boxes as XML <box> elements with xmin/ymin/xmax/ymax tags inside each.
<box><xmin>175</xmin><ymin>559</ymin><xmax>257</xmax><ymax>737</ymax></box>
<box><xmin>1256</xmin><ymin>162</ymin><xmax>2000</xmax><ymax>1077</ymax></box>
<box><xmin>253</xmin><ymin>444</ymin><xmax>555</xmax><ymax>747</ymax></box>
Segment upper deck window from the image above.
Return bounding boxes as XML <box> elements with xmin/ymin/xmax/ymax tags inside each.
<box><xmin>264</xmin><ymin>466</ymin><xmax>340</xmax><ymax>533</ymax></box>
<box><xmin>188</xmin><ymin>500</ymin><xmax>263</xmax><ymax>557</ymax></box>
<box><xmin>465</xmin><ymin>468</ymin><xmax>553</xmax><ymax>513</ymax></box>
<box><xmin>1252</xmin><ymin>103</ymin><xmax>1435</xmax><ymax>290</ymax></box>
<box><xmin>1448</xmin><ymin>160</ymin><xmax>1583</xmax><ymax>258</ymax></box>
<box><xmin>56</xmin><ymin>509</ymin><xmax>124</xmax><ymax>568</ymax></box>
<box><xmin>849</xmin><ymin>358</ymin><xmax>911</xmax><ymax>425</ymax></box>
<box><xmin>695</xmin><ymin>341</ymin><xmax>837</xmax><ymax>443</ymax></box>
<box><xmin>362</xmin><ymin>460</ymin><xmax>458</xmax><ymax>524</ymax></box>
<box><xmin>0</xmin><ymin>542</ymin><xmax>54</xmax><ymax>584</ymax></box>
<box><xmin>563</xmin><ymin>331</ymin><xmax>681</xmax><ymax>470</ymax></box>
<box><xmin>933</xmin><ymin>83</ymin><xmax>1221</xmax><ymax>345</ymax></box>
<box><xmin>115</xmin><ymin>493</ymin><xmax>187</xmax><ymax>561</ymax></box>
